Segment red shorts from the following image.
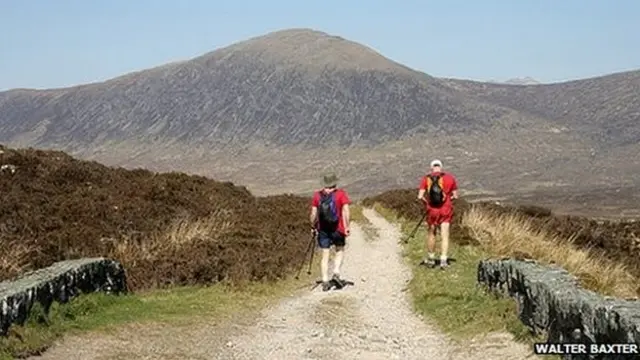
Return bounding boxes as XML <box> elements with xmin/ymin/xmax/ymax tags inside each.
<box><xmin>425</xmin><ymin>206</ymin><xmax>453</xmax><ymax>226</ymax></box>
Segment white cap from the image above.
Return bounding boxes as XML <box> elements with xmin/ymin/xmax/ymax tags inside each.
<box><xmin>430</xmin><ymin>159</ymin><xmax>442</xmax><ymax>167</ymax></box>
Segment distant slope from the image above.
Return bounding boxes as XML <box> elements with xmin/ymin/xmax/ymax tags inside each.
<box><xmin>503</xmin><ymin>77</ymin><xmax>540</xmax><ymax>85</ymax></box>
<box><xmin>487</xmin><ymin>77</ymin><xmax>540</xmax><ymax>85</ymax></box>
<box><xmin>442</xmin><ymin>70</ymin><xmax>640</xmax><ymax>148</ymax></box>
<box><xmin>0</xmin><ymin>28</ymin><xmax>638</xmax><ymax>200</ymax></box>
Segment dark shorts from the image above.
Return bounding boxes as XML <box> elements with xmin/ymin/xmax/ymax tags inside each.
<box><xmin>316</xmin><ymin>230</ymin><xmax>346</xmax><ymax>249</ymax></box>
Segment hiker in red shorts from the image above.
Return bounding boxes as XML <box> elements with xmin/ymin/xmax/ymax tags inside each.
<box><xmin>417</xmin><ymin>159</ymin><xmax>459</xmax><ymax>269</ymax></box>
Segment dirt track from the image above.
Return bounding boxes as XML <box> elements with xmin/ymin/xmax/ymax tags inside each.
<box><xmin>31</xmin><ymin>208</ymin><xmax>533</xmax><ymax>360</ymax></box>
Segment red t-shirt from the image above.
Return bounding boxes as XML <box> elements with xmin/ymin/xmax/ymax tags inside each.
<box><xmin>419</xmin><ymin>172</ymin><xmax>458</xmax><ymax>210</ymax></box>
<box><xmin>311</xmin><ymin>188</ymin><xmax>351</xmax><ymax>234</ymax></box>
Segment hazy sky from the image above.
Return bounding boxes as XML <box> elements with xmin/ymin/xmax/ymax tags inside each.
<box><xmin>1</xmin><ymin>0</ymin><xmax>638</xmax><ymax>90</ymax></box>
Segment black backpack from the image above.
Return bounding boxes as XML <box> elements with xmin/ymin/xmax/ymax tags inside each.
<box><xmin>318</xmin><ymin>191</ymin><xmax>339</xmax><ymax>230</ymax></box>
<box><xmin>426</xmin><ymin>173</ymin><xmax>445</xmax><ymax>207</ymax></box>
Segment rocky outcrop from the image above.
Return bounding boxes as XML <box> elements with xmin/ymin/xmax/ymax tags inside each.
<box><xmin>477</xmin><ymin>259</ymin><xmax>640</xmax><ymax>357</ymax></box>
<box><xmin>0</xmin><ymin>258</ymin><xmax>127</xmax><ymax>335</ymax></box>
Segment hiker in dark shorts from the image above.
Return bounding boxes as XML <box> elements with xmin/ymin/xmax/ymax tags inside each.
<box><xmin>310</xmin><ymin>173</ymin><xmax>352</xmax><ymax>291</ymax></box>
<box><xmin>417</xmin><ymin>159</ymin><xmax>459</xmax><ymax>269</ymax></box>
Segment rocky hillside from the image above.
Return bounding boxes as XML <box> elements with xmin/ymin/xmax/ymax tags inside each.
<box><xmin>443</xmin><ymin>70</ymin><xmax>640</xmax><ymax>148</ymax></box>
<box><xmin>0</xmin><ymin>28</ymin><xmax>638</xmax><ymax>202</ymax></box>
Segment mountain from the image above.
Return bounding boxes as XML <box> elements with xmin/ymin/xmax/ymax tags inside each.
<box><xmin>0</xmin><ymin>28</ymin><xmax>639</xmax><ymax>205</ymax></box>
<box><xmin>0</xmin><ymin>29</ymin><xmax>505</xmax><ymax>148</ymax></box>
<box><xmin>487</xmin><ymin>77</ymin><xmax>541</xmax><ymax>85</ymax></box>
<box><xmin>503</xmin><ymin>77</ymin><xmax>540</xmax><ymax>85</ymax></box>
<box><xmin>443</xmin><ymin>70</ymin><xmax>640</xmax><ymax>148</ymax></box>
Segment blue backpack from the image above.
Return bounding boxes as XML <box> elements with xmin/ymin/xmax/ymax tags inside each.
<box><xmin>318</xmin><ymin>191</ymin><xmax>339</xmax><ymax>231</ymax></box>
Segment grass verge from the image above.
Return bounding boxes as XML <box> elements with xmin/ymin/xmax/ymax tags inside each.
<box><xmin>351</xmin><ymin>203</ymin><xmax>379</xmax><ymax>241</ymax></box>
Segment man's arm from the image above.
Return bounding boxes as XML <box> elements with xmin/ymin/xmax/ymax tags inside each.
<box><xmin>310</xmin><ymin>192</ymin><xmax>319</xmax><ymax>229</ymax></box>
<box><xmin>450</xmin><ymin>175</ymin><xmax>459</xmax><ymax>199</ymax></box>
<box><xmin>417</xmin><ymin>176</ymin><xmax>427</xmax><ymax>201</ymax></box>
<box><xmin>340</xmin><ymin>191</ymin><xmax>352</xmax><ymax>235</ymax></box>
<box><xmin>342</xmin><ymin>204</ymin><xmax>350</xmax><ymax>234</ymax></box>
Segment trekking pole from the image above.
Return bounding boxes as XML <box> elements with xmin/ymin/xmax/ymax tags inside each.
<box><xmin>402</xmin><ymin>198</ymin><xmax>428</xmax><ymax>244</ymax></box>
<box><xmin>403</xmin><ymin>212</ymin><xmax>427</xmax><ymax>244</ymax></box>
<box><xmin>295</xmin><ymin>235</ymin><xmax>315</xmax><ymax>279</ymax></box>
<box><xmin>306</xmin><ymin>237</ymin><xmax>316</xmax><ymax>275</ymax></box>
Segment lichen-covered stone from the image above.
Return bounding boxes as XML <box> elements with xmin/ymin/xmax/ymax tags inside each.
<box><xmin>478</xmin><ymin>258</ymin><xmax>640</xmax><ymax>359</ymax></box>
<box><xmin>0</xmin><ymin>258</ymin><xmax>127</xmax><ymax>336</ymax></box>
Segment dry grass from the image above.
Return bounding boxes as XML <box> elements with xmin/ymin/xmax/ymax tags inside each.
<box><xmin>462</xmin><ymin>206</ymin><xmax>638</xmax><ymax>298</ymax></box>
<box><xmin>111</xmin><ymin>209</ymin><xmax>234</xmax><ymax>268</ymax></box>
<box><xmin>349</xmin><ymin>204</ymin><xmax>365</xmax><ymax>223</ymax></box>
<box><xmin>0</xmin><ymin>239</ymin><xmax>38</xmax><ymax>277</ymax></box>
<box><xmin>350</xmin><ymin>203</ymin><xmax>379</xmax><ymax>241</ymax></box>
<box><xmin>163</xmin><ymin>209</ymin><xmax>235</xmax><ymax>246</ymax></box>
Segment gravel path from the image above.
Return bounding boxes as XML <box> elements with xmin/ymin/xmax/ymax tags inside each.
<box><xmin>31</xmin><ymin>208</ymin><xmax>533</xmax><ymax>360</ymax></box>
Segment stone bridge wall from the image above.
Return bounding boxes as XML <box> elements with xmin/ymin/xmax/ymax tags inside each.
<box><xmin>0</xmin><ymin>258</ymin><xmax>127</xmax><ymax>336</ymax></box>
<box><xmin>477</xmin><ymin>259</ymin><xmax>640</xmax><ymax>359</ymax></box>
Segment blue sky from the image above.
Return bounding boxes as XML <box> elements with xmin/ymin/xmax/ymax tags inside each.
<box><xmin>1</xmin><ymin>0</ymin><xmax>638</xmax><ymax>90</ymax></box>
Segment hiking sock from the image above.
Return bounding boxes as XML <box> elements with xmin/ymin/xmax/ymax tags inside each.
<box><xmin>424</xmin><ymin>253</ymin><xmax>435</xmax><ymax>263</ymax></box>
<box><xmin>420</xmin><ymin>253</ymin><xmax>436</xmax><ymax>267</ymax></box>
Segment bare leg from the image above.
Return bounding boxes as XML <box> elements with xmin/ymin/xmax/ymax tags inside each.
<box><xmin>320</xmin><ymin>249</ymin><xmax>331</xmax><ymax>282</ymax></box>
<box><xmin>424</xmin><ymin>224</ymin><xmax>437</xmax><ymax>262</ymax></box>
<box><xmin>440</xmin><ymin>222</ymin><xmax>450</xmax><ymax>263</ymax></box>
<box><xmin>333</xmin><ymin>245</ymin><xmax>344</xmax><ymax>277</ymax></box>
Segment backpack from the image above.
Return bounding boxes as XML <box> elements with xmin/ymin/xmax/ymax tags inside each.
<box><xmin>318</xmin><ymin>191</ymin><xmax>339</xmax><ymax>230</ymax></box>
<box><xmin>425</xmin><ymin>173</ymin><xmax>446</xmax><ymax>207</ymax></box>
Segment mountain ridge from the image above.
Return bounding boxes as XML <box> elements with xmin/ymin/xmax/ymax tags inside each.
<box><xmin>5</xmin><ymin>28</ymin><xmax>636</xmax><ymax>93</ymax></box>
<box><xmin>0</xmin><ymin>28</ymin><xmax>638</xmax><ymax>202</ymax></box>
